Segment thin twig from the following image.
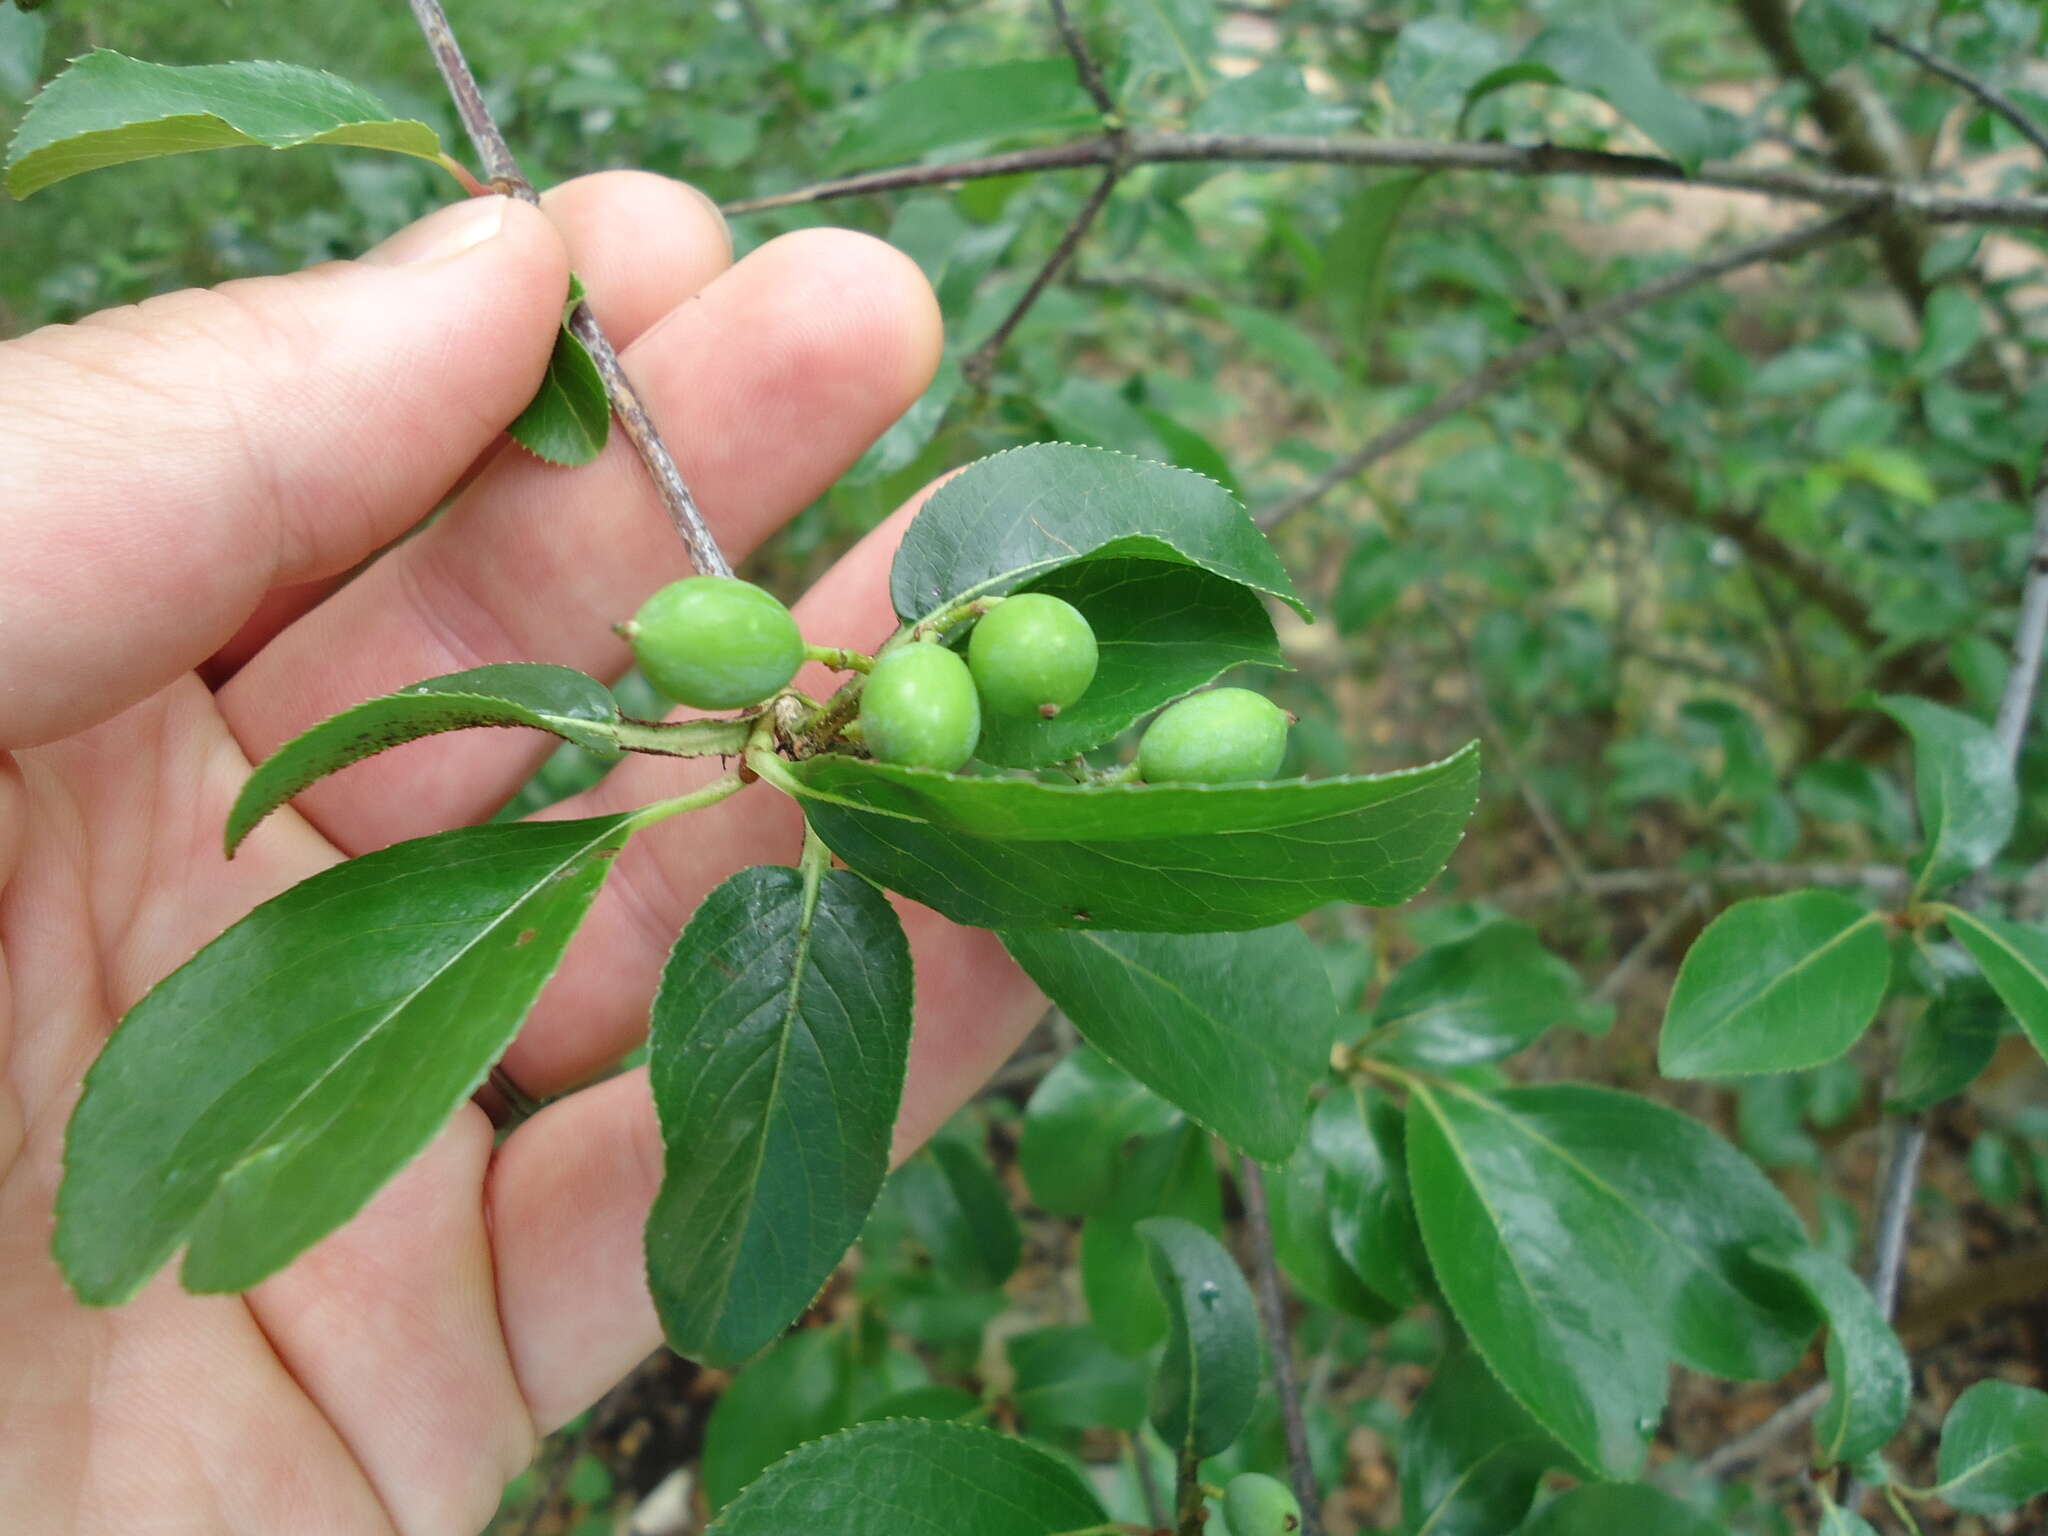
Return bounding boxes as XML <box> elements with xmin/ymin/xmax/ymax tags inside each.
<box><xmin>958</xmin><ymin>1</ymin><xmax>1128</xmax><ymax>389</ymax></box>
<box><xmin>1237</xmin><ymin>1155</ymin><xmax>1324</xmax><ymax>1536</ymax></box>
<box><xmin>963</xmin><ymin>166</ymin><xmax>1124</xmax><ymax>389</ymax></box>
<box><xmin>1048</xmin><ymin>0</ymin><xmax>1117</xmax><ymax>120</ymax></box>
<box><xmin>1592</xmin><ymin>885</ymin><xmax>1706</xmax><ymax>1005</ymax></box>
<box><xmin>1693</xmin><ymin>1380</ymin><xmax>1832</xmax><ymax>1478</ymax></box>
<box><xmin>721</xmin><ymin>129</ymin><xmax>2048</xmax><ymax>226</ymax></box>
<box><xmin>1994</xmin><ymin>482</ymin><xmax>2048</xmax><ymax>760</ymax></box>
<box><xmin>1873</xmin><ymin>27</ymin><xmax>2048</xmax><ymax>162</ymax></box>
<box><xmin>1173</xmin><ymin>1447</ymin><xmax>1207</xmax><ymax>1536</ymax></box>
<box><xmin>404</xmin><ymin>0</ymin><xmax>733</xmax><ymax>578</ymax></box>
<box><xmin>1257</xmin><ymin>208</ymin><xmax>1873</xmax><ymax>527</ymax></box>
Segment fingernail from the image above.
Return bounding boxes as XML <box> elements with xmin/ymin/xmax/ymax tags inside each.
<box><xmin>364</xmin><ymin>196</ymin><xmax>510</xmax><ymax>266</ymax></box>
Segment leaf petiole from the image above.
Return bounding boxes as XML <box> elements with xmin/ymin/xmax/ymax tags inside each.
<box><xmin>625</xmin><ymin>770</ymin><xmax>748</xmax><ymax>832</ymax></box>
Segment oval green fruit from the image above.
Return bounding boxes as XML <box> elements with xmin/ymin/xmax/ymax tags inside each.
<box><xmin>861</xmin><ymin>642</ymin><xmax>982</xmax><ymax>772</ymax></box>
<box><xmin>967</xmin><ymin>593</ymin><xmax>1099</xmax><ymax>718</ymax></box>
<box><xmin>628</xmin><ymin>576</ymin><xmax>804</xmax><ymax>709</ymax></box>
<box><xmin>1137</xmin><ymin>687</ymin><xmax>1290</xmax><ymax>784</ymax></box>
<box><xmin>1222</xmin><ymin>1472</ymin><xmax>1302</xmax><ymax>1536</ymax></box>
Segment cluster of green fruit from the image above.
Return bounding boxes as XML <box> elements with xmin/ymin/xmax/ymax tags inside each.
<box><xmin>624</xmin><ymin>576</ymin><xmax>1291</xmax><ymax>783</ymax></box>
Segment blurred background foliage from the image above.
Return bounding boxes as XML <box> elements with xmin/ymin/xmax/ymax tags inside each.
<box><xmin>6</xmin><ymin>0</ymin><xmax>2047</xmax><ymax>1531</ymax></box>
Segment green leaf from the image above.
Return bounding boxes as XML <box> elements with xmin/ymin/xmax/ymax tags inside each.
<box><xmin>1332</xmin><ymin>527</ymin><xmax>1434</xmax><ymax>633</ymax></box>
<box><xmin>1879</xmin><ymin>696</ymin><xmax>2017</xmax><ymax>897</ymax></box>
<box><xmin>7</xmin><ymin>50</ymin><xmax>445</xmax><ymax>199</ymax></box>
<box><xmin>1519</xmin><ymin>1485</ymin><xmax>1727</xmax><ymax>1536</ymax></box>
<box><xmin>1399</xmin><ymin>1343</ymin><xmax>1559</xmax><ymax>1536</ymax></box>
<box><xmin>1007</xmin><ymin>1325</ymin><xmax>1148</xmax><ymax>1435</ymax></box>
<box><xmin>1019</xmin><ymin>1046</ymin><xmax>1180</xmax><ymax>1217</ymax></box>
<box><xmin>225</xmin><ymin>664</ymin><xmax>648</xmax><ymax>855</ymax></box>
<box><xmin>829</xmin><ymin>60</ymin><xmax>1096</xmax><ymax>171</ymax></box>
<box><xmin>1792</xmin><ymin>0</ymin><xmax>1874</xmax><ymax>78</ymax></box>
<box><xmin>1405</xmin><ymin>1081</ymin><xmax>1815</xmax><ymax>1478</ymax></box>
<box><xmin>1968</xmin><ymin>1131</ymin><xmax>2027</xmax><ymax>1205</ymax></box>
<box><xmin>888</xmin><ymin>442</ymin><xmax>1307</xmax><ymax>624</ymax></box>
<box><xmin>1944</xmin><ymin>907</ymin><xmax>2048</xmax><ymax>1066</ymax></box>
<box><xmin>699</xmin><ymin>1328</ymin><xmax>851</xmax><ymax>1511</ymax></box>
<box><xmin>1751</xmin><ymin>1244</ymin><xmax>1910</xmax><ymax>1464</ymax></box>
<box><xmin>1185</xmin><ymin>61</ymin><xmax>1357</xmax><ymax>137</ymax></box>
<box><xmin>706</xmin><ymin>1420</ymin><xmax>1107</xmax><ymax>1534</ymax></box>
<box><xmin>0</xmin><ymin>5</ymin><xmax>47</xmax><ymax>98</ymax></box>
<box><xmin>1004</xmin><ymin>925</ymin><xmax>1336</xmax><ymax>1161</ymax></box>
<box><xmin>1913</xmin><ymin>287</ymin><xmax>1985</xmax><ymax>379</ymax></box>
<box><xmin>1116</xmin><ymin>0</ymin><xmax>1214</xmax><ymax>89</ymax></box>
<box><xmin>1891</xmin><ymin>977</ymin><xmax>2004</xmax><ymax>1112</ymax></box>
<box><xmin>1218</xmin><ymin>301</ymin><xmax>1345</xmax><ymax>397</ymax></box>
<box><xmin>1082</xmin><ymin>1123</ymin><xmax>1222</xmax><ymax>1355</ymax></box>
<box><xmin>1817</xmin><ymin>1502</ymin><xmax>1881</xmax><ymax>1536</ymax></box>
<box><xmin>507</xmin><ymin>276</ymin><xmax>609</xmax><ymax>465</ymax></box>
<box><xmin>1327</xmin><ymin>175</ymin><xmax>1429</xmax><ymax>365</ymax></box>
<box><xmin>898</xmin><ymin>1136</ymin><xmax>1023</xmax><ymax>1292</ymax></box>
<box><xmin>1138</xmin><ymin>1216</ymin><xmax>1261</xmax><ymax>1460</ymax></box>
<box><xmin>1463</xmin><ymin>25</ymin><xmax>1743</xmax><ymax>172</ymax></box>
<box><xmin>1933</xmin><ymin>1380</ymin><xmax>2048</xmax><ymax>1513</ymax></box>
<box><xmin>1309</xmin><ymin>1084</ymin><xmax>1426</xmax><ymax>1310</ymax></box>
<box><xmin>972</xmin><ymin>558</ymin><xmax>1283</xmax><ymax>769</ymax></box>
<box><xmin>1659</xmin><ymin>891</ymin><xmax>1890</xmax><ymax>1078</ymax></box>
<box><xmin>1264</xmin><ymin>1137</ymin><xmax>1398</xmax><ymax>1323</ymax></box>
<box><xmin>56</xmin><ymin>815</ymin><xmax>635</xmax><ymax>1304</ymax></box>
<box><xmin>645</xmin><ymin>864</ymin><xmax>913</xmax><ymax>1366</ymax></box>
<box><xmin>1368</xmin><ymin>919</ymin><xmax>1583</xmax><ymax>1067</ymax></box>
<box><xmin>787</xmin><ymin>741</ymin><xmax>1480</xmax><ymax>933</ymax></box>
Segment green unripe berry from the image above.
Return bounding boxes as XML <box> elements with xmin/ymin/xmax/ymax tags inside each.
<box><xmin>1137</xmin><ymin>687</ymin><xmax>1290</xmax><ymax>784</ymax></box>
<box><xmin>627</xmin><ymin>577</ymin><xmax>804</xmax><ymax>709</ymax></box>
<box><xmin>967</xmin><ymin>593</ymin><xmax>1099</xmax><ymax>718</ymax></box>
<box><xmin>860</xmin><ymin>642</ymin><xmax>981</xmax><ymax>772</ymax></box>
<box><xmin>1221</xmin><ymin>1472</ymin><xmax>1302</xmax><ymax>1536</ymax></box>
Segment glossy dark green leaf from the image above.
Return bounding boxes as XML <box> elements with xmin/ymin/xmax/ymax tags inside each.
<box><xmin>1004</xmin><ymin>925</ymin><xmax>1335</xmax><ymax>1161</ymax></box>
<box><xmin>1933</xmin><ymin>1380</ymin><xmax>2048</xmax><ymax>1513</ymax></box>
<box><xmin>225</xmin><ymin>664</ymin><xmax>646</xmax><ymax>855</ymax></box>
<box><xmin>1368</xmin><ymin>919</ymin><xmax>1582</xmax><ymax>1067</ymax></box>
<box><xmin>1019</xmin><ymin>1045</ymin><xmax>1180</xmax><ymax>1217</ymax></box>
<box><xmin>1880</xmin><ymin>696</ymin><xmax>2017</xmax><ymax>897</ymax></box>
<box><xmin>8</xmin><ymin>50</ymin><xmax>444</xmax><ymax>198</ymax></box>
<box><xmin>1310</xmin><ymin>1084</ymin><xmax>1426</xmax><ymax>1309</ymax></box>
<box><xmin>829</xmin><ymin>60</ymin><xmax>1096</xmax><ymax>171</ymax></box>
<box><xmin>57</xmin><ymin>815</ymin><xmax>636</xmax><ymax>1304</ymax></box>
<box><xmin>1405</xmin><ymin>1081</ymin><xmax>1815</xmax><ymax>1478</ymax></box>
<box><xmin>1007</xmin><ymin>1325</ymin><xmax>1148</xmax><ymax>1434</ymax></box>
<box><xmin>971</xmin><ymin>558</ymin><xmax>1283</xmax><ymax>769</ymax></box>
<box><xmin>1463</xmin><ymin>25</ymin><xmax>1742</xmax><ymax>171</ymax></box>
<box><xmin>706</xmin><ymin>1419</ymin><xmax>1107</xmax><ymax>1535</ymax></box>
<box><xmin>645</xmin><ymin>865</ymin><xmax>913</xmax><ymax>1366</ymax></box>
<box><xmin>897</xmin><ymin>1137</ymin><xmax>1023</xmax><ymax>1291</ymax></box>
<box><xmin>1944</xmin><ymin>907</ymin><xmax>2048</xmax><ymax>1065</ymax></box>
<box><xmin>1264</xmin><ymin>1137</ymin><xmax>1398</xmax><ymax>1323</ymax></box>
<box><xmin>1751</xmin><ymin>1244</ymin><xmax>1910</xmax><ymax>1464</ymax></box>
<box><xmin>789</xmin><ymin>742</ymin><xmax>1479</xmax><ymax>933</ymax></box>
<box><xmin>1891</xmin><ymin>977</ymin><xmax>2005</xmax><ymax>1111</ymax></box>
<box><xmin>699</xmin><ymin>1327</ymin><xmax>851</xmax><ymax>1511</ymax></box>
<box><xmin>1659</xmin><ymin>891</ymin><xmax>1890</xmax><ymax>1078</ymax></box>
<box><xmin>507</xmin><ymin>277</ymin><xmax>608</xmax><ymax>465</ymax></box>
<box><xmin>1138</xmin><ymin>1216</ymin><xmax>1262</xmax><ymax>1460</ymax></box>
<box><xmin>888</xmin><ymin>442</ymin><xmax>1306</xmax><ymax>624</ymax></box>
<box><xmin>1399</xmin><ymin>1344</ymin><xmax>1559</xmax><ymax>1536</ymax></box>
<box><xmin>1519</xmin><ymin>1485</ymin><xmax>1727</xmax><ymax>1536</ymax></box>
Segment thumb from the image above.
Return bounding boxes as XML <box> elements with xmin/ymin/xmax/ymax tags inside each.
<box><xmin>0</xmin><ymin>194</ymin><xmax>569</xmax><ymax>749</ymax></box>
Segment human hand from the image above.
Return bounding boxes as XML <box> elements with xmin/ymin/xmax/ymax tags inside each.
<box><xmin>0</xmin><ymin>174</ymin><xmax>1044</xmax><ymax>1534</ymax></box>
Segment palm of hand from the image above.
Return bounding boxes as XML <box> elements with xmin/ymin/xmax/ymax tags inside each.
<box><xmin>0</xmin><ymin>177</ymin><xmax>1042</xmax><ymax>1534</ymax></box>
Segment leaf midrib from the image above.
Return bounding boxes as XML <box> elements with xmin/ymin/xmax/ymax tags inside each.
<box><xmin>1672</xmin><ymin>909</ymin><xmax>1881</xmax><ymax>1069</ymax></box>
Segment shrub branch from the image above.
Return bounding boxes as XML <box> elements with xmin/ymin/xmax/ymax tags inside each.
<box><xmin>404</xmin><ymin>0</ymin><xmax>734</xmax><ymax>578</ymax></box>
<box><xmin>723</xmin><ymin>129</ymin><xmax>2048</xmax><ymax>226</ymax></box>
